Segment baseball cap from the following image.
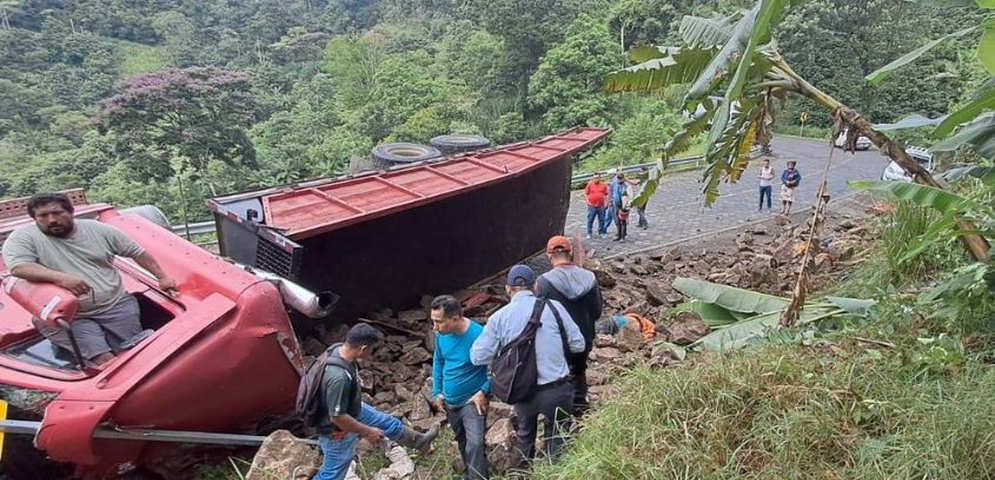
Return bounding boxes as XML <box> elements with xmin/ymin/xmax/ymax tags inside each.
<box><xmin>546</xmin><ymin>235</ymin><xmax>572</xmax><ymax>254</ymax></box>
<box><xmin>506</xmin><ymin>264</ymin><xmax>536</xmax><ymax>287</ymax></box>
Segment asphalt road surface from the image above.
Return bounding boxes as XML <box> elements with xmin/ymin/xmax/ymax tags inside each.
<box><xmin>564</xmin><ymin>135</ymin><xmax>888</xmax><ymax>256</ymax></box>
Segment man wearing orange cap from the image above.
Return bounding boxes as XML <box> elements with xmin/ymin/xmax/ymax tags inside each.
<box><xmin>536</xmin><ymin>236</ymin><xmax>603</xmax><ymax>416</ymax></box>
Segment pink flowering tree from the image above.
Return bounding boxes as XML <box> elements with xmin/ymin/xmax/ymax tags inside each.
<box><xmin>98</xmin><ymin>67</ymin><xmax>258</xmax><ymax>187</ymax></box>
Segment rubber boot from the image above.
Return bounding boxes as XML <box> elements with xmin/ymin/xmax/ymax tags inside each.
<box><xmin>397</xmin><ymin>424</ymin><xmax>439</xmax><ymax>455</ymax></box>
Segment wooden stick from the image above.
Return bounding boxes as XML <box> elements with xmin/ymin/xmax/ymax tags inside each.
<box><xmin>855</xmin><ymin>337</ymin><xmax>895</xmax><ymax>349</ymax></box>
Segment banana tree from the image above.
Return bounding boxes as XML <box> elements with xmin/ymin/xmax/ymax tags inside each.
<box><xmin>603</xmin><ymin>0</ymin><xmax>990</xmax><ymax>261</ymax></box>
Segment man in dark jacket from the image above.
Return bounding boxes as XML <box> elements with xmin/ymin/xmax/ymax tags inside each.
<box><xmin>536</xmin><ymin>236</ymin><xmax>603</xmax><ymax>416</ymax></box>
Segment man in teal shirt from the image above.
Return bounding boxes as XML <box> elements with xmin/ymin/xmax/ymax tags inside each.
<box><xmin>431</xmin><ymin>295</ymin><xmax>490</xmax><ymax>480</ymax></box>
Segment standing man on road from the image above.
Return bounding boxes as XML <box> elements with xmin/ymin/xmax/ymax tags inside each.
<box><xmin>758</xmin><ymin>159</ymin><xmax>775</xmax><ymax>212</ymax></box>
<box><xmin>430</xmin><ymin>295</ymin><xmax>491</xmax><ymax>480</ymax></box>
<box><xmin>583</xmin><ymin>173</ymin><xmax>608</xmax><ymax>239</ymax></box>
<box><xmin>471</xmin><ymin>265</ymin><xmax>585</xmax><ymax>466</ymax></box>
<box><xmin>2</xmin><ymin>192</ymin><xmax>177</xmax><ymax>365</ymax></box>
<box><xmin>314</xmin><ymin>323</ymin><xmax>439</xmax><ymax>480</ymax></box>
<box><xmin>536</xmin><ymin>236</ymin><xmax>603</xmax><ymax>416</ymax></box>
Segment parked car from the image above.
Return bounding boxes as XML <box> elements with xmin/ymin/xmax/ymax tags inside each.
<box><xmin>834</xmin><ymin>128</ymin><xmax>872</xmax><ymax>150</ymax></box>
<box><xmin>880</xmin><ymin>146</ymin><xmax>934</xmax><ymax>182</ymax></box>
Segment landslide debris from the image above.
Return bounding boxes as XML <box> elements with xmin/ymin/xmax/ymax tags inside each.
<box><xmin>278</xmin><ymin>211</ymin><xmax>873</xmax><ymax>478</ymax></box>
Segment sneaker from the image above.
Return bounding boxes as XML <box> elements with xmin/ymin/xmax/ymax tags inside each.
<box><xmin>585</xmin><ymin>234</ymin><xmax>592</xmax><ymax>239</ymax></box>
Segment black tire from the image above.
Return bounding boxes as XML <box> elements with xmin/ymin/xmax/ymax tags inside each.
<box><xmin>429</xmin><ymin>134</ymin><xmax>491</xmax><ymax>155</ymax></box>
<box><xmin>370</xmin><ymin>143</ymin><xmax>442</xmax><ymax>169</ymax></box>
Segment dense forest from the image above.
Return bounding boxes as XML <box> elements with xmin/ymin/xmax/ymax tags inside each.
<box><xmin>0</xmin><ymin>0</ymin><xmax>983</xmax><ymax>222</ymax></box>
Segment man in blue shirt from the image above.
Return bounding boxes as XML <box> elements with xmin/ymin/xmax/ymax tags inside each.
<box><xmin>430</xmin><ymin>295</ymin><xmax>491</xmax><ymax>480</ymax></box>
<box><xmin>470</xmin><ymin>265</ymin><xmax>585</xmax><ymax>466</ymax></box>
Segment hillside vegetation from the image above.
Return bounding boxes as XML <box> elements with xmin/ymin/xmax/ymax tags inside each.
<box><xmin>0</xmin><ymin>0</ymin><xmax>980</xmax><ymax>223</ymax></box>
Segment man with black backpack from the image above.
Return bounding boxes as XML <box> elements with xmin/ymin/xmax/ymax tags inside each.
<box><xmin>470</xmin><ymin>265</ymin><xmax>585</xmax><ymax>466</ymax></box>
<box><xmin>309</xmin><ymin>323</ymin><xmax>439</xmax><ymax>480</ymax></box>
<box><xmin>536</xmin><ymin>235</ymin><xmax>603</xmax><ymax>417</ymax></box>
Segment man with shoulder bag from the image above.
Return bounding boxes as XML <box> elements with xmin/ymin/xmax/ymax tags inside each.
<box><xmin>470</xmin><ymin>265</ymin><xmax>585</xmax><ymax>465</ymax></box>
<box><xmin>303</xmin><ymin>324</ymin><xmax>439</xmax><ymax>480</ymax></box>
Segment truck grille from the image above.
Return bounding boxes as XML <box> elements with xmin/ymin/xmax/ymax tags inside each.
<box><xmin>256</xmin><ymin>236</ymin><xmax>300</xmax><ymax>280</ymax></box>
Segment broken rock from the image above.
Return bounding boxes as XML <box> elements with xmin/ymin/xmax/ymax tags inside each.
<box><xmin>398</xmin><ymin>347</ymin><xmax>432</xmax><ymax>366</ymax></box>
<box><xmin>668</xmin><ymin>312</ymin><xmax>709</xmax><ymax>346</ymax></box>
<box><xmin>485</xmin><ymin>418</ymin><xmax>519</xmax><ymax>473</ymax></box>
<box><xmin>246</xmin><ymin>430</ymin><xmax>320</xmax><ymax>480</ymax></box>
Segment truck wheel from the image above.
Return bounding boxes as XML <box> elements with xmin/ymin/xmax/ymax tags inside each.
<box><xmin>120</xmin><ymin>205</ymin><xmax>172</xmax><ymax>230</ymax></box>
<box><xmin>429</xmin><ymin>135</ymin><xmax>491</xmax><ymax>155</ymax></box>
<box><xmin>370</xmin><ymin>143</ymin><xmax>442</xmax><ymax>169</ymax></box>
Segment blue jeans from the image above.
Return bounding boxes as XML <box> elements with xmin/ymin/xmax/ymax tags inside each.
<box><xmin>636</xmin><ymin>205</ymin><xmax>647</xmax><ymax>228</ymax></box>
<box><xmin>585</xmin><ymin>205</ymin><xmax>605</xmax><ymax>236</ymax></box>
<box><xmin>447</xmin><ymin>402</ymin><xmax>489</xmax><ymax>479</ymax></box>
<box><xmin>313</xmin><ymin>403</ymin><xmax>405</xmax><ymax>480</ymax></box>
<box><xmin>759</xmin><ymin>185</ymin><xmax>772</xmax><ymax>210</ymax></box>
<box><xmin>601</xmin><ymin>204</ymin><xmax>614</xmax><ymax>232</ymax></box>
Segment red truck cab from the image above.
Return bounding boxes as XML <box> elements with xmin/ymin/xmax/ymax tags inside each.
<box><xmin>0</xmin><ymin>190</ymin><xmax>307</xmax><ymax>479</ymax></box>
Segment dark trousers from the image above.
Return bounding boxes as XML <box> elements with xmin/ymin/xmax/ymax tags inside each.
<box><xmin>636</xmin><ymin>205</ymin><xmax>648</xmax><ymax>228</ymax></box>
<box><xmin>759</xmin><ymin>185</ymin><xmax>772</xmax><ymax>210</ymax></box>
<box><xmin>615</xmin><ymin>218</ymin><xmax>628</xmax><ymax>240</ymax></box>
<box><xmin>513</xmin><ymin>380</ymin><xmax>573</xmax><ymax>462</ymax></box>
<box><xmin>567</xmin><ymin>351</ymin><xmax>589</xmax><ymax>415</ymax></box>
<box><xmin>446</xmin><ymin>402</ymin><xmax>489</xmax><ymax>480</ymax></box>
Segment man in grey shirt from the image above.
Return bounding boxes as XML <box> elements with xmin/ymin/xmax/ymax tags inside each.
<box><xmin>470</xmin><ymin>264</ymin><xmax>585</xmax><ymax>466</ymax></box>
<box><xmin>1</xmin><ymin>192</ymin><xmax>177</xmax><ymax>365</ymax></box>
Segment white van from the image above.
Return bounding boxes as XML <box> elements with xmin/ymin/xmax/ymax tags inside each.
<box><xmin>880</xmin><ymin>146</ymin><xmax>934</xmax><ymax>182</ymax></box>
<box><xmin>834</xmin><ymin>128</ymin><xmax>872</xmax><ymax>150</ymax></box>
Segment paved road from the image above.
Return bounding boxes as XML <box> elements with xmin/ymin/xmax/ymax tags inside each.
<box><xmin>565</xmin><ymin>136</ymin><xmax>888</xmax><ymax>256</ymax></box>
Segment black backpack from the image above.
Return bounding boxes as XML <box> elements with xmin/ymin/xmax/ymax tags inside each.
<box><xmin>490</xmin><ymin>298</ymin><xmax>571</xmax><ymax>404</ymax></box>
<box><xmin>295</xmin><ymin>343</ymin><xmax>355</xmax><ymax>429</ymax></box>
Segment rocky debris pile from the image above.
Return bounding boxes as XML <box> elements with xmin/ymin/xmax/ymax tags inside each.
<box><xmin>586</xmin><ymin>212</ymin><xmax>871</xmax><ymax>322</ymax></box>
<box><xmin>280</xmin><ymin>211</ymin><xmax>874</xmax><ymax>477</ymax></box>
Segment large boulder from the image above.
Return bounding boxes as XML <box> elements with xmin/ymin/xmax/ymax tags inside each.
<box><xmin>485</xmin><ymin>417</ymin><xmax>520</xmax><ymax>473</ymax></box>
<box><xmin>246</xmin><ymin>430</ymin><xmax>320</xmax><ymax>480</ymax></box>
<box><xmin>667</xmin><ymin>312</ymin><xmax>709</xmax><ymax>345</ymax></box>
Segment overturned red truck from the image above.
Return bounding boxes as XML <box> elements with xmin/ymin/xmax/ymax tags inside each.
<box><xmin>0</xmin><ymin>127</ymin><xmax>610</xmax><ymax>478</ymax></box>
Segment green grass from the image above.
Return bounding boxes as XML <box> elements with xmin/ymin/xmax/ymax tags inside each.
<box><xmin>117</xmin><ymin>41</ymin><xmax>168</xmax><ymax>76</ymax></box>
<box><xmin>528</xmin><ymin>194</ymin><xmax>995</xmax><ymax>480</ymax></box>
<box><xmin>530</xmin><ymin>325</ymin><xmax>995</xmax><ymax>480</ymax></box>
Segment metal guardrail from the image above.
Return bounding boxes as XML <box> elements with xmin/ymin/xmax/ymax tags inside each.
<box><xmin>171</xmin><ymin>221</ymin><xmax>215</xmax><ymax>236</ymax></box>
<box><xmin>569</xmin><ymin>155</ymin><xmax>705</xmax><ymax>185</ymax></box>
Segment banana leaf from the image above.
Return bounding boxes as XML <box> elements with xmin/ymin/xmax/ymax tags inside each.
<box><xmin>978</xmin><ymin>18</ymin><xmax>995</xmax><ymax>74</ymax></box>
<box><xmin>694</xmin><ymin>304</ymin><xmax>841</xmax><ymax>352</ymax></box>
<box><xmin>604</xmin><ymin>47</ymin><xmax>719</xmax><ymax>92</ymax></box>
<box><xmin>937</xmin><ymin>163</ymin><xmax>995</xmax><ymax>185</ymax></box>
<box><xmin>825</xmin><ymin>296</ymin><xmax>878</xmax><ymax>313</ymax></box>
<box><xmin>672</xmin><ymin>277</ymin><xmax>789</xmax><ymax>315</ymax></box>
<box><xmin>933</xmin><ymin>79</ymin><xmax>995</xmax><ymax>138</ymax></box>
<box><xmin>683</xmin><ymin>300</ymin><xmax>748</xmax><ymax>328</ymax></box>
<box><xmin>873</xmin><ymin>113</ymin><xmax>947</xmax><ymax>131</ymax></box>
<box><xmin>679</xmin><ymin>13</ymin><xmax>738</xmax><ymax>48</ymax></box>
<box><xmin>930</xmin><ymin>113</ymin><xmax>995</xmax><ymax>160</ymax></box>
<box><xmin>849</xmin><ymin>180</ymin><xmax>969</xmax><ymax>214</ymax></box>
<box><xmin>865</xmin><ymin>26</ymin><xmax>976</xmax><ymax>85</ymax></box>
<box><xmin>627</xmin><ymin>44</ymin><xmax>677</xmax><ymax>63</ymax></box>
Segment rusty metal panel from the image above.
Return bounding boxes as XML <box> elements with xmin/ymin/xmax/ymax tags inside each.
<box><xmin>261</xmin><ymin>127</ymin><xmax>611</xmax><ymax>240</ymax></box>
<box><xmin>0</xmin><ymin>189</ymin><xmax>88</xmax><ymax>220</ymax></box>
